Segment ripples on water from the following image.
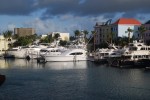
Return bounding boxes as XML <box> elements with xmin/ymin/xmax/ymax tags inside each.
<box><xmin>0</xmin><ymin>59</ymin><xmax>150</xmax><ymax>100</ymax></box>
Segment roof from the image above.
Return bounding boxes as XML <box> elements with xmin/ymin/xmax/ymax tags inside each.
<box><xmin>113</xmin><ymin>18</ymin><xmax>141</xmax><ymax>25</ymax></box>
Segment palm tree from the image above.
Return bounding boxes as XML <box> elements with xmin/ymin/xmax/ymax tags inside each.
<box><xmin>83</xmin><ymin>30</ymin><xmax>88</xmax><ymax>38</ymax></box>
<box><xmin>54</xmin><ymin>33</ymin><xmax>60</xmax><ymax>40</ymax></box>
<box><xmin>125</xmin><ymin>27</ymin><xmax>133</xmax><ymax>43</ymax></box>
<box><xmin>74</xmin><ymin>30</ymin><xmax>80</xmax><ymax>38</ymax></box>
<box><xmin>108</xmin><ymin>30</ymin><xmax>115</xmax><ymax>44</ymax></box>
<box><xmin>3</xmin><ymin>30</ymin><xmax>13</xmax><ymax>39</ymax></box>
<box><xmin>83</xmin><ymin>30</ymin><xmax>89</xmax><ymax>43</ymax></box>
<box><xmin>138</xmin><ymin>25</ymin><xmax>147</xmax><ymax>40</ymax></box>
<box><xmin>3</xmin><ymin>30</ymin><xmax>13</xmax><ymax>49</ymax></box>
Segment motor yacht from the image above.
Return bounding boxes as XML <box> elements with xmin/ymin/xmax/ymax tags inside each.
<box><xmin>26</xmin><ymin>44</ymin><xmax>47</xmax><ymax>59</ymax></box>
<box><xmin>41</xmin><ymin>48</ymin><xmax>87</xmax><ymax>62</ymax></box>
<box><xmin>40</xmin><ymin>32</ymin><xmax>88</xmax><ymax>62</ymax></box>
<box><xmin>122</xmin><ymin>40</ymin><xmax>150</xmax><ymax>61</ymax></box>
<box><xmin>4</xmin><ymin>46</ymin><xmax>29</xmax><ymax>58</ymax></box>
<box><xmin>39</xmin><ymin>45</ymin><xmax>67</xmax><ymax>55</ymax></box>
<box><xmin>93</xmin><ymin>43</ymin><xmax>123</xmax><ymax>63</ymax></box>
<box><xmin>111</xmin><ymin>40</ymin><xmax>150</xmax><ymax>68</ymax></box>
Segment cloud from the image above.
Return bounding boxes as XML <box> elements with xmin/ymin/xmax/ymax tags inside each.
<box><xmin>22</xmin><ymin>16</ymin><xmax>100</xmax><ymax>35</ymax></box>
<box><xmin>36</xmin><ymin>0</ymin><xmax>150</xmax><ymax>19</ymax></box>
<box><xmin>1</xmin><ymin>0</ymin><xmax>150</xmax><ymax>18</ymax></box>
<box><xmin>7</xmin><ymin>24</ymin><xmax>16</xmax><ymax>31</ymax></box>
<box><xmin>0</xmin><ymin>0</ymin><xmax>38</xmax><ymax>15</ymax></box>
<box><xmin>1</xmin><ymin>0</ymin><xmax>150</xmax><ymax>35</ymax></box>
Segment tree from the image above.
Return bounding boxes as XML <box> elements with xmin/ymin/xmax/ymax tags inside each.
<box><xmin>70</xmin><ymin>36</ymin><xmax>76</xmax><ymax>41</ymax></box>
<box><xmin>40</xmin><ymin>36</ymin><xmax>50</xmax><ymax>43</ymax></box>
<box><xmin>125</xmin><ymin>27</ymin><xmax>133</xmax><ymax>43</ymax></box>
<box><xmin>74</xmin><ymin>30</ymin><xmax>80</xmax><ymax>38</ymax></box>
<box><xmin>12</xmin><ymin>34</ymin><xmax>19</xmax><ymax>39</ymax></box>
<box><xmin>13</xmin><ymin>37</ymin><xmax>32</xmax><ymax>46</ymax></box>
<box><xmin>3</xmin><ymin>30</ymin><xmax>13</xmax><ymax>40</ymax></box>
<box><xmin>59</xmin><ymin>40</ymin><xmax>67</xmax><ymax>46</ymax></box>
<box><xmin>83</xmin><ymin>30</ymin><xmax>89</xmax><ymax>43</ymax></box>
<box><xmin>138</xmin><ymin>25</ymin><xmax>147</xmax><ymax>40</ymax></box>
<box><xmin>108</xmin><ymin>28</ymin><xmax>115</xmax><ymax>44</ymax></box>
<box><xmin>54</xmin><ymin>33</ymin><xmax>60</xmax><ymax>40</ymax></box>
<box><xmin>83</xmin><ymin>30</ymin><xmax>88</xmax><ymax>38</ymax></box>
<box><xmin>3</xmin><ymin>30</ymin><xmax>13</xmax><ymax>48</ymax></box>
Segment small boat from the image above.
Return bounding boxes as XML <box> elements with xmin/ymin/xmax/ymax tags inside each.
<box><xmin>0</xmin><ymin>74</ymin><xmax>5</xmax><ymax>86</ymax></box>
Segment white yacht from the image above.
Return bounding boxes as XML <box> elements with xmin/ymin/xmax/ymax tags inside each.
<box><xmin>94</xmin><ymin>48</ymin><xmax>111</xmax><ymax>62</ymax></box>
<box><xmin>41</xmin><ymin>48</ymin><xmax>87</xmax><ymax>62</ymax></box>
<box><xmin>4</xmin><ymin>46</ymin><xmax>29</xmax><ymax>58</ymax></box>
<box><xmin>40</xmin><ymin>32</ymin><xmax>88</xmax><ymax>62</ymax></box>
<box><xmin>122</xmin><ymin>40</ymin><xmax>150</xmax><ymax>61</ymax></box>
<box><xmin>93</xmin><ymin>44</ymin><xmax>123</xmax><ymax>63</ymax></box>
<box><xmin>26</xmin><ymin>44</ymin><xmax>47</xmax><ymax>59</ymax></box>
<box><xmin>111</xmin><ymin>40</ymin><xmax>150</xmax><ymax>68</ymax></box>
<box><xmin>39</xmin><ymin>46</ymin><xmax>67</xmax><ymax>56</ymax></box>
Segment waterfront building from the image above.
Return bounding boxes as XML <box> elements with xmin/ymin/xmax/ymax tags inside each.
<box><xmin>14</xmin><ymin>28</ymin><xmax>35</xmax><ymax>37</ymax></box>
<box><xmin>94</xmin><ymin>20</ymin><xmax>113</xmax><ymax>45</ymax></box>
<box><xmin>41</xmin><ymin>35</ymin><xmax>48</xmax><ymax>39</ymax></box>
<box><xmin>143</xmin><ymin>20</ymin><xmax>150</xmax><ymax>43</ymax></box>
<box><xmin>49</xmin><ymin>32</ymin><xmax>70</xmax><ymax>41</ymax></box>
<box><xmin>94</xmin><ymin>18</ymin><xmax>142</xmax><ymax>46</ymax></box>
<box><xmin>112</xmin><ymin>18</ymin><xmax>141</xmax><ymax>39</ymax></box>
<box><xmin>0</xmin><ymin>35</ymin><xmax>9</xmax><ymax>55</ymax></box>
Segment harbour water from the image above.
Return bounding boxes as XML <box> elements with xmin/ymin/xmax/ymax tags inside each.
<box><xmin>0</xmin><ymin>59</ymin><xmax>150</xmax><ymax>100</ymax></box>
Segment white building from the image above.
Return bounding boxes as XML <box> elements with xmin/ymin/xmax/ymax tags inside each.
<box><xmin>41</xmin><ymin>34</ymin><xmax>48</xmax><ymax>39</ymax></box>
<box><xmin>50</xmin><ymin>32</ymin><xmax>70</xmax><ymax>41</ymax></box>
<box><xmin>112</xmin><ymin>18</ymin><xmax>141</xmax><ymax>38</ymax></box>
<box><xmin>0</xmin><ymin>35</ymin><xmax>9</xmax><ymax>55</ymax></box>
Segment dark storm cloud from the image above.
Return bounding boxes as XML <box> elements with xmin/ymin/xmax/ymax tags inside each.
<box><xmin>0</xmin><ymin>0</ymin><xmax>150</xmax><ymax>18</ymax></box>
<box><xmin>0</xmin><ymin>0</ymin><xmax>38</xmax><ymax>15</ymax></box>
<box><xmin>37</xmin><ymin>0</ymin><xmax>150</xmax><ymax>19</ymax></box>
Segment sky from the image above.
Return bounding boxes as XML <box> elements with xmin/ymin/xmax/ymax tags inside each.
<box><xmin>0</xmin><ymin>0</ymin><xmax>150</xmax><ymax>36</ymax></box>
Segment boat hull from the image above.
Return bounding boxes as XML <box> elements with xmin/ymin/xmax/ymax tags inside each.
<box><xmin>4</xmin><ymin>50</ymin><xmax>27</xmax><ymax>59</ymax></box>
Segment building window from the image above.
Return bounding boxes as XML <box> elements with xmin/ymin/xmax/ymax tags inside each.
<box><xmin>99</xmin><ymin>29</ymin><xmax>101</xmax><ymax>32</ymax></box>
<box><xmin>100</xmin><ymin>34</ymin><xmax>101</xmax><ymax>37</ymax></box>
<box><xmin>107</xmin><ymin>35</ymin><xmax>109</xmax><ymax>38</ymax></box>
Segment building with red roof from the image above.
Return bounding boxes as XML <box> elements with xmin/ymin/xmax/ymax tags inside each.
<box><xmin>113</xmin><ymin>18</ymin><xmax>141</xmax><ymax>25</ymax></box>
<box><xmin>112</xmin><ymin>18</ymin><xmax>141</xmax><ymax>38</ymax></box>
<box><xmin>94</xmin><ymin>18</ymin><xmax>142</xmax><ymax>46</ymax></box>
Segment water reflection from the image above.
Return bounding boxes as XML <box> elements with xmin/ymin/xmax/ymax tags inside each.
<box><xmin>43</xmin><ymin>61</ymin><xmax>87</xmax><ymax>70</ymax></box>
<box><xmin>0</xmin><ymin>59</ymin><xmax>88</xmax><ymax>70</ymax></box>
<box><xmin>0</xmin><ymin>59</ymin><xmax>9</xmax><ymax>69</ymax></box>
